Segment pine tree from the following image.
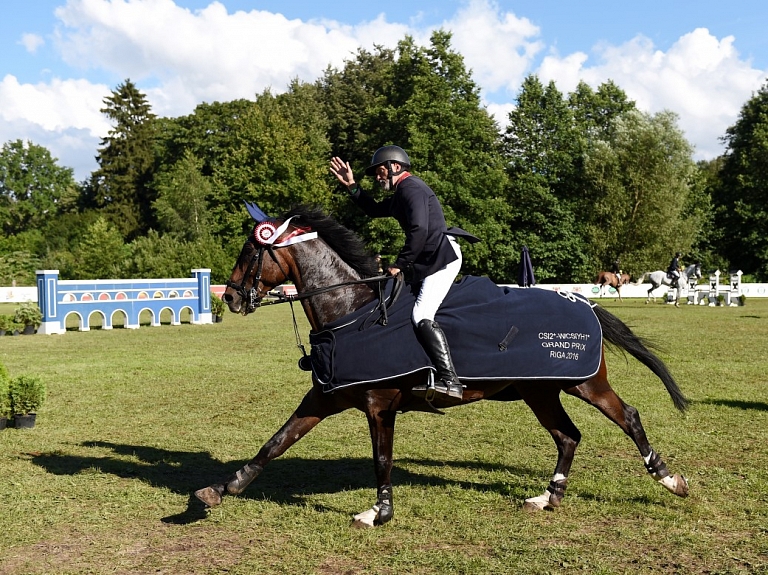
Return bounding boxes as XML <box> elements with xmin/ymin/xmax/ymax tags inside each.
<box><xmin>89</xmin><ymin>79</ymin><xmax>157</xmax><ymax>239</ymax></box>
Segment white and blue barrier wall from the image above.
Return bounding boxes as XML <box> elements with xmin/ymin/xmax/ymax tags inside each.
<box><xmin>36</xmin><ymin>269</ymin><xmax>213</xmax><ymax>335</ymax></box>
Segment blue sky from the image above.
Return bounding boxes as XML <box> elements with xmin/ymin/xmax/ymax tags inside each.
<box><xmin>2</xmin><ymin>0</ymin><xmax>767</xmax><ymax>181</ymax></box>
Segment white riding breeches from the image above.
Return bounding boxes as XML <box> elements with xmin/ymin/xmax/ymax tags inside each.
<box><xmin>411</xmin><ymin>236</ymin><xmax>462</xmax><ymax>325</ymax></box>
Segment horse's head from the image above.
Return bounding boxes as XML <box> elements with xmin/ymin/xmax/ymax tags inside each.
<box><xmin>223</xmin><ymin>217</ymin><xmax>312</xmax><ymax>315</ymax></box>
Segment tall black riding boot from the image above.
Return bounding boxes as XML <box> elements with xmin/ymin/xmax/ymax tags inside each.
<box><xmin>412</xmin><ymin>319</ymin><xmax>463</xmax><ymax>402</ymax></box>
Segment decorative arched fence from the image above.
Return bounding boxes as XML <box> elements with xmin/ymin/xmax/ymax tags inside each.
<box><xmin>36</xmin><ymin>269</ymin><xmax>213</xmax><ymax>335</ymax></box>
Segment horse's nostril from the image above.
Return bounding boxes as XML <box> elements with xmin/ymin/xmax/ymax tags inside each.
<box><xmin>223</xmin><ymin>293</ymin><xmax>233</xmax><ymax>303</ymax></box>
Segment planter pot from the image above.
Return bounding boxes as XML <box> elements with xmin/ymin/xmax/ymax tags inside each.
<box><xmin>22</xmin><ymin>325</ymin><xmax>36</xmax><ymax>335</ymax></box>
<box><xmin>215</xmin><ymin>315</ymin><xmax>223</xmax><ymax>323</ymax></box>
<box><xmin>0</xmin><ymin>417</ymin><xmax>7</xmax><ymax>430</ymax></box>
<box><xmin>13</xmin><ymin>413</ymin><xmax>36</xmax><ymax>429</ymax></box>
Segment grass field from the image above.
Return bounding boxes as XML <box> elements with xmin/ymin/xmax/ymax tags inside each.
<box><xmin>1</xmin><ymin>297</ymin><xmax>767</xmax><ymax>574</ymax></box>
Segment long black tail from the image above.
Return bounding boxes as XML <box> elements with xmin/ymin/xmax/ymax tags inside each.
<box><xmin>593</xmin><ymin>305</ymin><xmax>688</xmax><ymax>412</ymax></box>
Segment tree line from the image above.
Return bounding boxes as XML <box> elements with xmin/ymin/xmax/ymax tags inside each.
<box><xmin>1</xmin><ymin>31</ymin><xmax>766</xmax><ymax>286</ymax></box>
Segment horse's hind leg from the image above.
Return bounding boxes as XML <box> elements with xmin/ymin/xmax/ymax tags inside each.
<box><xmin>515</xmin><ymin>385</ymin><xmax>582</xmax><ymax>511</ymax></box>
<box><xmin>565</xmin><ymin>365</ymin><xmax>688</xmax><ymax>498</ymax></box>
<box><xmin>195</xmin><ymin>387</ymin><xmax>345</xmax><ymax>507</ymax></box>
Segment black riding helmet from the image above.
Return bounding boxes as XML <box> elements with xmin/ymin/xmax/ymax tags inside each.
<box><xmin>365</xmin><ymin>145</ymin><xmax>411</xmax><ymax>176</ymax></box>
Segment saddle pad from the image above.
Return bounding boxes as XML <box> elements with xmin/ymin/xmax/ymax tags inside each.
<box><xmin>310</xmin><ymin>276</ymin><xmax>602</xmax><ymax>392</ymax></box>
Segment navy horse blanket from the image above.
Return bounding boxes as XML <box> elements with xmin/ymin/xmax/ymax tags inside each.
<box><xmin>309</xmin><ymin>276</ymin><xmax>602</xmax><ymax>393</ymax></box>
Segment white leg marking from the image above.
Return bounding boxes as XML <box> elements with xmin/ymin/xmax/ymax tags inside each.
<box><xmin>352</xmin><ymin>505</ymin><xmax>379</xmax><ymax>528</ymax></box>
<box><xmin>524</xmin><ymin>473</ymin><xmax>566</xmax><ymax>511</ymax></box>
<box><xmin>659</xmin><ymin>475</ymin><xmax>678</xmax><ymax>492</ymax></box>
<box><xmin>524</xmin><ymin>491</ymin><xmax>551</xmax><ymax>511</ymax></box>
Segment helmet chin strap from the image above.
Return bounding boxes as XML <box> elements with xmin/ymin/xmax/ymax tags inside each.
<box><xmin>385</xmin><ymin>161</ymin><xmax>403</xmax><ymax>190</ymax></box>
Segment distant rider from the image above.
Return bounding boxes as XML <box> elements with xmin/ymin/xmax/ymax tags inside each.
<box><xmin>611</xmin><ymin>257</ymin><xmax>622</xmax><ymax>285</ymax></box>
<box><xmin>667</xmin><ymin>252</ymin><xmax>682</xmax><ymax>288</ymax></box>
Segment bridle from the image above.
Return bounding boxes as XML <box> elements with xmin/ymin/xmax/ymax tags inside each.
<box><xmin>226</xmin><ymin>232</ymin><xmax>402</xmax><ymax>370</ymax></box>
<box><xmin>225</xmin><ymin>240</ymin><xmax>287</xmax><ymax>314</ymax></box>
<box><xmin>226</xmin><ymin>238</ymin><xmax>401</xmax><ymax>314</ymax></box>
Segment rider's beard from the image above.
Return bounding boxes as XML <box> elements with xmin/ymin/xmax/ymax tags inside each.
<box><xmin>377</xmin><ymin>177</ymin><xmax>391</xmax><ymax>192</ymax></box>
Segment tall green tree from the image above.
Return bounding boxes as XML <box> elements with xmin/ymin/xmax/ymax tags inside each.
<box><xmin>714</xmin><ymin>80</ymin><xmax>768</xmax><ymax>279</ymax></box>
<box><xmin>503</xmin><ymin>75</ymin><xmax>589</xmax><ymax>282</ymax></box>
<box><xmin>156</xmin><ymin>99</ymin><xmax>255</xmax><ymax>179</ymax></box>
<box><xmin>581</xmin><ymin>110</ymin><xmax>700</xmax><ymax>275</ymax></box>
<box><xmin>69</xmin><ymin>216</ymin><xmax>130</xmax><ymax>279</ymax></box>
<box><xmin>88</xmin><ymin>79</ymin><xmax>158</xmax><ymax>239</ymax></box>
<box><xmin>152</xmin><ymin>150</ymin><xmax>212</xmax><ymax>242</ymax></box>
<box><xmin>209</xmin><ymin>87</ymin><xmax>332</xmax><ymax>245</ymax></box>
<box><xmin>0</xmin><ymin>139</ymin><xmax>78</xmax><ymax>236</ymax></box>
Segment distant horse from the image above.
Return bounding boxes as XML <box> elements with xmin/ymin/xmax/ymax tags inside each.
<box><xmin>195</xmin><ymin>205</ymin><xmax>689</xmax><ymax>528</ymax></box>
<box><xmin>635</xmin><ymin>263</ymin><xmax>702</xmax><ymax>306</ymax></box>
<box><xmin>594</xmin><ymin>271</ymin><xmax>631</xmax><ymax>301</ymax></box>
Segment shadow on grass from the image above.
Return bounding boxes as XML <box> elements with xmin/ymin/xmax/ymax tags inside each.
<box><xmin>693</xmin><ymin>398</ymin><xmax>768</xmax><ymax>411</ymax></box>
<box><xmin>31</xmin><ymin>441</ymin><xmax>544</xmax><ymax>524</ymax></box>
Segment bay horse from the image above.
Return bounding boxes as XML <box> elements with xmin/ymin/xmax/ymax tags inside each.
<box><xmin>594</xmin><ymin>271</ymin><xmax>631</xmax><ymax>301</ymax></box>
<box><xmin>635</xmin><ymin>263</ymin><xmax>702</xmax><ymax>306</ymax></box>
<box><xmin>195</xmin><ymin>205</ymin><xmax>689</xmax><ymax>527</ymax></box>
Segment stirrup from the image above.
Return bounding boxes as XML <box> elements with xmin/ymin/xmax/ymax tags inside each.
<box><xmin>412</xmin><ymin>379</ymin><xmax>464</xmax><ymax>401</ymax></box>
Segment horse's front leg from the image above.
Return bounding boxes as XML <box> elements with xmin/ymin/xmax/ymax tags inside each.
<box><xmin>352</xmin><ymin>392</ymin><xmax>397</xmax><ymax>528</ymax></box>
<box><xmin>195</xmin><ymin>386</ymin><xmax>345</xmax><ymax>507</ymax></box>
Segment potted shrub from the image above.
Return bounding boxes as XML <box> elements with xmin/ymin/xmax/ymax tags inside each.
<box><xmin>9</xmin><ymin>374</ymin><xmax>46</xmax><ymax>429</ymax></box>
<box><xmin>210</xmin><ymin>291</ymin><xmax>226</xmax><ymax>323</ymax></box>
<box><xmin>0</xmin><ymin>314</ymin><xmax>14</xmax><ymax>336</ymax></box>
<box><xmin>0</xmin><ymin>363</ymin><xmax>10</xmax><ymax>430</ymax></box>
<box><xmin>716</xmin><ymin>294</ymin><xmax>725</xmax><ymax>307</ymax></box>
<box><xmin>14</xmin><ymin>301</ymin><xmax>43</xmax><ymax>335</ymax></box>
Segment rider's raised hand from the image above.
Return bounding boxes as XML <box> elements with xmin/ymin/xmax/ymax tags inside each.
<box><xmin>330</xmin><ymin>157</ymin><xmax>356</xmax><ymax>190</ymax></box>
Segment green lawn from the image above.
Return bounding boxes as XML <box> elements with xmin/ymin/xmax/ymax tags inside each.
<box><xmin>1</xmin><ymin>298</ymin><xmax>767</xmax><ymax>574</ymax></box>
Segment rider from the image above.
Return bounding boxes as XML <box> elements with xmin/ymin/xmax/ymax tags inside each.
<box><xmin>667</xmin><ymin>252</ymin><xmax>682</xmax><ymax>288</ymax></box>
<box><xmin>611</xmin><ymin>257</ymin><xmax>622</xmax><ymax>284</ymax></box>
<box><xmin>330</xmin><ymin>146</ymin><xmax>478</xmax><ymax>404</ymax></box>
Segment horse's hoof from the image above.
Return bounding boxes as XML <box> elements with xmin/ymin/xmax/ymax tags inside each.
<box><xmin>673</xmin><ymin>474</ymin><xmax>689</xmax><ymax>497</ymax></box>
<box><xmin>523</xmin><ymin>501</ymin><xmax>545</xmax><ymax>512</ymax></box>
<box><xmin>194</xmin><ymin>486</ymin><xmax>222</xmax><ymax>508</ymax></box>
<box><xmin>351</xmin><ymin>507</ymin><xmax>378</xmax><ymax>528</ymax></box>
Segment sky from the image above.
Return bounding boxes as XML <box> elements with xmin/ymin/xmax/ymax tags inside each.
<box><xmin>1</xmin><ymin>0</ymin><xmax>767</xmax><ymax>182</ymax></box>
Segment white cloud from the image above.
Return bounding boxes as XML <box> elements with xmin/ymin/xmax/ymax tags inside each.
<box><xmin>51</xmin><ymin>0</ymin><xmax>408</xmax><ymax>118</ymax></box>
<box><xmin>0</xmin><ymin>75</ymin><xmax>110</xmax><ymax>135</ymax></box>
<box><xmin>19</xmin><ymin>33</ymin><xmax>45</xmax><ymax>53</ymax></box>
<box><xmin>537</xmin><ymin>28</ymin><xmax>768</xmax><ymax>159</ymax></box>
<box><xmin>445</xmin><ymin>0</ymin><xmax>543</xmax><ymax>95</ymax></box>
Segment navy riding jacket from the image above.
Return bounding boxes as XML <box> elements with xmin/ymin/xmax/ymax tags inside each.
<box><xmin>350</xmin><ymin>174</ymin><xmax>476</xmax><ymax>282</ymax></box>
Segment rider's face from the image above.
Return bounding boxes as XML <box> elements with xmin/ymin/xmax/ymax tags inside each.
<box><xmin>375</xmin><ymin>164</ymin><xmax>390</xmax><ymax>190</ymax></box>
<box><xmin>375</xmin><ymin>163</ymin><xmax>403</xmax><ymax>191</ymax></box>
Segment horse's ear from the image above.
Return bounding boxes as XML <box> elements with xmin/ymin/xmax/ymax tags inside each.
<box><xmin>245</xmin><ymin>201</ymin><xmax>269</xmax><ymax>223</ymax></box>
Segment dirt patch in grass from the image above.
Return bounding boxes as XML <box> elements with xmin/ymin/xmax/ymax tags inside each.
<box><xmin>0</xmin><ymin>520</ymin><xmax>252</xmax><ymax>575</ymax></box>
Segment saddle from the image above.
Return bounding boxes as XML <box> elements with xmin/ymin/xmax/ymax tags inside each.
<box><xmin>309</xmin><ymin>276</ymin><xmax>603</xmax><ymax>393</ymax></box>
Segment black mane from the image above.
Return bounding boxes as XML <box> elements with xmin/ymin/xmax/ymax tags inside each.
<box><xmin>285</xmin><ymin>205</ymin><xmax>379</xmax><ymax>278</ymax></box>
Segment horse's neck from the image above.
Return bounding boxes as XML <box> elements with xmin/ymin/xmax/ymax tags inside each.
<box><xmin>290</xmin><ymin>241</ymin><xmax>376</xmax><ymax>329</ymax></box>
